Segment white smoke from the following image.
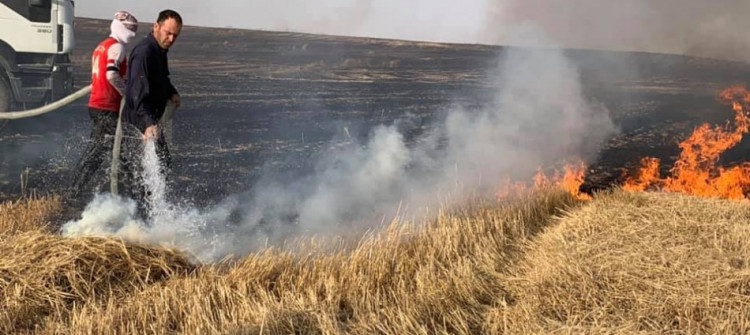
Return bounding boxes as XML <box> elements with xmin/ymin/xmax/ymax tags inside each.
<box><xmin>60</xmin><ymin>194</ymin><xmax>142</xmax><ymax>239</ymax></box>
<box><xmin>63</xmin><ymin>141</ymin><xmax>234</xmax><ymax>261</ymax></box>
<box><xmin>62</xmin><ymin>27</ymin><xmax>616</xmax><ymax>262</ymax></box>
<box><xmin>482</xmin><ymin>0</ymin><xmax>750</xmax><ymax>61</ymax></box>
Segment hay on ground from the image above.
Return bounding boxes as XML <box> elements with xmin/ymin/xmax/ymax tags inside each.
<box><xmin>493</xmin><ymin>190</ymin><xmax>750</xmax><ymax>334</ymax></box>
<box><xmin>0</xmin><ymin>231</ymin><xmax>195</xmax><ymax>332</ymax></box>
<box><xmin>0</xmin><ymin>196</ymin><xmax>60</xmax><ymax>235</ymax></box>
<box><xmin>54</xmin><ymin>191</ymin><xmax>577</xmax><ymax>335</ymax></box>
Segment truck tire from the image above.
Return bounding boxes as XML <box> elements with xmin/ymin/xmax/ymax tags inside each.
<box><xmin>0</xmin><ymin>75</ymin><xmax>11</xmax><ymax>131</ymax></box>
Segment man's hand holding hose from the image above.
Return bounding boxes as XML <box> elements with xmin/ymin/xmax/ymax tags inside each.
<box><xmin>144</xmin><ymin>124</ymin><xmax>159</xmax><ymax>141</ymax></box>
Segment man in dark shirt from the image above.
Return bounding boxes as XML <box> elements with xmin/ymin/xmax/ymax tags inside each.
<box><xmin>119</xmin><ymin>9</ymin><xmax>182</xmax><ymax>217</ymax></box>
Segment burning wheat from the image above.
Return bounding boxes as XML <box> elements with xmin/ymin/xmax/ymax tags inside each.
<box><xmin>624</xmin><ymin>85</ymin><xmax>750</xmax><ymax>199</ymax></box>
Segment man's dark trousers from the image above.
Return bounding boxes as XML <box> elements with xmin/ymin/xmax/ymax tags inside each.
<box><xmin>70</xmin><ymin>108</ymin><xmax>119</xmax><ymax>200</ymax></box>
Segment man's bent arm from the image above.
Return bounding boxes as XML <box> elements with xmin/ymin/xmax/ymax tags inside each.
<box><xmin>106</xmin><ymin>71</ymin><xmax>126</xmax><ymax>96</ymax></box>
<box><xmin>106</xmin><ymin>43</ymin><xmax>126</xmax><ymax>95</ymax></box>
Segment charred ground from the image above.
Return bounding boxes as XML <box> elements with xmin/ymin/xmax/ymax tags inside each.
<box><xmin>2</xmin><ymin>18</ymin><xmax>750</xmax><ymax>206</ymax></box>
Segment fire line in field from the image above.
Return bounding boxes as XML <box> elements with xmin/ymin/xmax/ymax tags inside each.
<box><xmin>497</xmin><ymin>160</ymin><xmax>591</xmax><ymax>201</ymax></box>
<box><xmin>497</xmin><ymin>86</ymin><xmax>750</xmax><ymax>201</ymax></box>
<box><xmin>623</xmin><ymin>85</ymin><xmax>750</xmax><ymax>199</ymax></box>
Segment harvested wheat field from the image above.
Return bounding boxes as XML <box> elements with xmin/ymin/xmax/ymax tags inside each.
<box><xmin>2</xmin><ymin>189</ymin><xmax>750</xmax><ymax>334</ymax></box>
<box><xmin>0</xmin><ymin>196</ymin><xmax>61</xmax><ymax>235</ymax></box>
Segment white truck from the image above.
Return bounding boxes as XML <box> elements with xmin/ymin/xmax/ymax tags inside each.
<box><xmin>0</xmin><ymin>0</ymin><xmax>75</xmax><ymax>128</ymax></box>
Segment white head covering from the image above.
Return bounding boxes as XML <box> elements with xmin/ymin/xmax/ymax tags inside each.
<box><xmin>110</xmin><ymin>10</ymin><xmax>138</xmax><ymax>44</ymax></box>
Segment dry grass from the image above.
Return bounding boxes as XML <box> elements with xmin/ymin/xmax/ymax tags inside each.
<box><xmin>2</xmin><ymin>189</ymin><xmax>750</xmax><ymax>334</ymax></box>
<box><xmin>493</xmin><ymin>190</ymin><xmax>750</xmax><ymax>334</ymax></box>
<box><xmin>0</xmin><ymin>230</ymin><xmax>194</xmax><ymax>333</ymax></box>
<box><xmin>51</xmin><ymin>191</ymin><xmax>575</xmax><ymax>335</ymax></box>
<box><xmin>0</xmin><ymin>196</ymin><xmax>61</xmax><ymax>235</ymax></box>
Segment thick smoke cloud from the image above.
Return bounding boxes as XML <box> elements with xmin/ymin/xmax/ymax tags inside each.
<box><xmin>483</xmin><ymin>0</ymin><xmax>750</xmax><ymax>61</ymax></box>
<box><xmin>79</xmin><ymin>0</ymin><xmax>750</xmax><ymax>61</ymax></box>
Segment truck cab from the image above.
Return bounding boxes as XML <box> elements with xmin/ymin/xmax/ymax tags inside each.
<box><xmin>0</xmin><ymin>0</ymin><xmax>75</xmax><ymax>123</ymax></box>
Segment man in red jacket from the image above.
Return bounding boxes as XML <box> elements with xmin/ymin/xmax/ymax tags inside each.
<box><xmin>70</xmin><ymin>11</ymin><xmax>138</xmax><ymax>202</ymax></box>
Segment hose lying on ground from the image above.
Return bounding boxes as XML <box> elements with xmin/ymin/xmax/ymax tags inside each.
<box><xmin>0</xmin><ymin>85</ymin><xmax>92</xmax><ymax>119</ymax></box>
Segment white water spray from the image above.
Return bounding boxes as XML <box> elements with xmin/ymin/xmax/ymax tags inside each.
<box><xmin>142</xmin><ymin>140</ymin><xmax>168</xmax><ymax>217</ymax></box>
<box><xmin>63</xmin><ymin>139</ymin><xmax>230</xmax><ymax>262</ymax></box>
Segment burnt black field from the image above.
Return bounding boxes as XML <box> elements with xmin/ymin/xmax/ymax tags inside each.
<box><xmin>2</xmin><ymin>18</ymin><xmax>750</xmax><ymax>210</ymax></box>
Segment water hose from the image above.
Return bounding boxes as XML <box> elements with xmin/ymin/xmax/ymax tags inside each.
<box><xmin>161</xmin><ymin>100</ymin><xmax>177</xmax><ymax>147</ymax></box>
<box><xmin>0</xmin><ymin>85</ymin><xmax>92</xmax><ymax>119</ymax></box>
<box><xmin>109</xmin><ymin>98</ymin><xmax>126</xmax><ymax>195</ymax></box>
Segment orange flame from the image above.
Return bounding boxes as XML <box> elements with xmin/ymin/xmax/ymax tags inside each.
<box><xmin>623</xmin><ymin>85</ymin><xmax>750</xmax><ymax>199</ymax></box>
<box><xmin>497</xmin><ymin>161</ymin><xmax>591</xmax><ymax>201</ymax></box>
<box><xmin>559</xmin><ymin>162</ymin><xmax>593</xmax><ymax>201</ymax></box>
<box><xmin>622</xmin><ymin>157</ymin><xmax>660</xmax><ymax>192</ymax></box>
<box><xmin>495</xmin><ymin>177</ymin><xmax>529</xmax><ymax>199</ymax></box>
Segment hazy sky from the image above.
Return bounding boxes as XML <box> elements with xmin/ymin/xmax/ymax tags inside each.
<box><xmin>76</xmin><ymin>0</ymin><xmax>487</xmax><ymax>44</ymax></box>
<box><xmin>77</xmin><ymin>1</ymin><xmax>750</xmax><ymax>61</ymax></box>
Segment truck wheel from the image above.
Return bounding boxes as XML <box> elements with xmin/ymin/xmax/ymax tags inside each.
<box><xmin>0</xmin><ymin>75</ymin><xmax>10</xmax><ymax>131</ymax></box>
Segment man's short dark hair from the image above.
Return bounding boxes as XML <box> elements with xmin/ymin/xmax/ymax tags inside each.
<box><xmin>157</xmin><ymin>9</ymin><xmax>182</xmax><ymax>25</ymax></box>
